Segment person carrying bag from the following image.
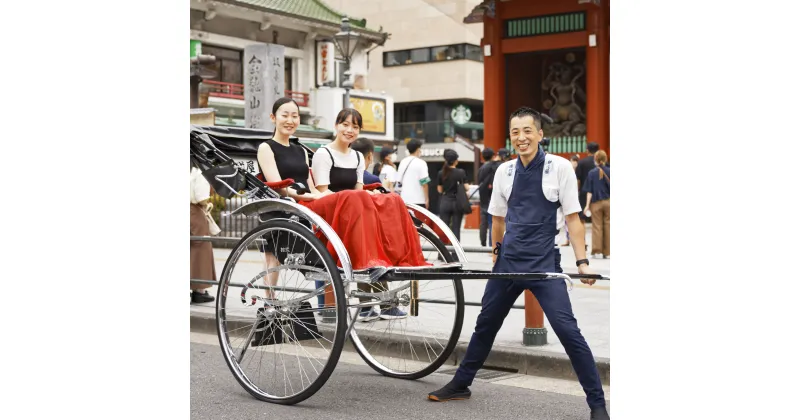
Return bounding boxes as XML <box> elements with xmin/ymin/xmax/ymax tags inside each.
<box><xmin>436</xmin><ymin>150</ymin><xmax>470</xmax><ymax>242</ymax></box>
<box><xmin>190</xmin><ymin>166</ymin><xmax>218</xmax><ymax>303</ymax></box>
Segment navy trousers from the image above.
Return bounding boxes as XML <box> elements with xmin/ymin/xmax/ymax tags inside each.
<box><xmin>453</xmin><ymin>276</ymin><xmax>606</xmax><ymax>408</ymax></box>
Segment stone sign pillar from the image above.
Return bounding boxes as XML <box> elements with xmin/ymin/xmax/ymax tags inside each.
<box><xmin>244</xmin><ymin>43</ymin><xmax>285</xmax><ymax>131</ymax></box>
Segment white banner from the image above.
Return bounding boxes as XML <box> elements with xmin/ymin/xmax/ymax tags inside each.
<box><xmin>316</xmin><ymin>42</ymin><xmax>335</xmax><ymax>86</ymax></box>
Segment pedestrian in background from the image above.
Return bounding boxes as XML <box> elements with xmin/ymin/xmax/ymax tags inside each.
<box><xmin>352</xmin><ymin>137</ymin><xmax>382</xmax><ymax>186</ymax></box>
<box><xmin>575</xmin><ymin>142</ymin><xmax>599</xmax><ymax>222</ymax></box>
<box><xmin>373</xmin><ymin>148</ymin><xmax>398</xmax><ymax>192</ymax></box>
<box><xmin>497</xmin><ymin>147</ymin><xmax>511</xmax><ymax>162</ymax></box>
<box><xmin>189</xmin><ymin>164</ymin><xmax>216</xmax><ymax>304</ymax></box>
<box><xmin>437</xmin><ymin>150</ymin><xmax>469</xmax><ymax>242</ymax></box>
<box><xmin>477</xmin><ymin>147</ymin><xmax>502</xmax><ymax>247</ymax></box>
<box><xmin>396</xmin><ymin>139</ymin><xmax>431</xmax><ymax>209</ymax></box>
<box><xmin>582</xmin><ymin>150</ymin><xmax>611</xmax><ymax>259</ymax></box>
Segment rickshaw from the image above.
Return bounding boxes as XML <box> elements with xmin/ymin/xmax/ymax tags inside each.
<box><xmin>190</xmin><ymin>125</ymin><xmax>603</xmax><ymax>405</ymax></box>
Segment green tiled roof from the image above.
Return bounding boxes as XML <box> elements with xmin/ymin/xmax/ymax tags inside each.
<box><xmin>221</xmin><ymin>0</ymin><xmax>381</xmax><ymax>34</ymax></box>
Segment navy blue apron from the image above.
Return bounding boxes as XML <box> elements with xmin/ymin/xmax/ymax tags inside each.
<box><xmin>493</xmin><ymin>147</ymin><xmax>561</xmax><ymax>275</ymax></box>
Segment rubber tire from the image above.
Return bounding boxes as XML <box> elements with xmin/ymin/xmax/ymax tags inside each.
<box><xmin>216</xmin><ymin>219</ymin><xmax>347</xmax><ymax>405</ymax></box>
<box><xmin>350</xmin><ymin>226</ymin><xmax>465</xmax><ymax>380</ymax></box>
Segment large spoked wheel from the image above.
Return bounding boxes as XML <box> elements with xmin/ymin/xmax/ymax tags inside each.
<box><xmin>349</xmin><ymin>227</ymin><xmax>465</xmax><ymax>379</ymax></box>
<box><xmin>216</xmin><ymin>218</ymin><xmax>347</xmax><ymax>405</ymax></box>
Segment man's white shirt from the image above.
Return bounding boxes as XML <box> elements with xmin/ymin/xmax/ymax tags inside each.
<box><xmin>396</xmin><ymin>156</ymin><xmax>430</xmax><ymax>204</ymax></box>
<box><xmin>487</xmin><ymin>154</ymin><xmax>581</xmax><ymax>240</ymax></box>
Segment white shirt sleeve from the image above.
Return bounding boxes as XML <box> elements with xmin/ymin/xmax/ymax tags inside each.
<box><xmin>356</xmin><ymin>151</ymin><xmax>365</xmax><ymax>185</ymax></box>
<box><xmin>191</xmin><ymin>168</ymin><xmax>211</xmax><ymax>203</ymax></box>
<box><xmin>384</xmin><ymin>165</ymin><xmax>397</xmax><ymax>182</ymax></box>
<box><xmin>559</xmin><ymin>159</ymin><xmax>582</xmax><ymax>216</ymax></box>
<box><xmin>311</xmin><ymin>147</ymin><xmax>333</xmax><ymax>187</ymax></box>
<box><xmin>487</xmin><ymin>165</ymin><xmax>508</xmax><ymax>217</ymax></box>
<box><xmin>415</xmin><ymin>159</ymin><xmax>431</xmax><ymax>185</ymax></box>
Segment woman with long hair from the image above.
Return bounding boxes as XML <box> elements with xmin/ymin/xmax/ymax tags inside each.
<box><xmin>436</xmin><ymin>150</ymin><xmax>469</xmax><ymax>242</ymax></box>
<box><xmin>582</xmin><ymin>150</ymin><xmax>610</xmax><ymax>258</ymax></box>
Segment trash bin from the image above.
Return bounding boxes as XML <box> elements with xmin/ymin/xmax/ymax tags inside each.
<box><xmin>463</xmin><ymin>205</ymin><xmax>480</xmax><ymax>229</ymax></box>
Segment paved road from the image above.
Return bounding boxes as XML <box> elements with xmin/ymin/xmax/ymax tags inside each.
<box><xmin>191</xmin><ymin>333</ymin><xmax>611</xmax><ymax>420</ymax></box>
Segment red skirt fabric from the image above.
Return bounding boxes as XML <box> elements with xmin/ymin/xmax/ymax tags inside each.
<box><xmin>300</xmin><ymin>190</ymin><xmax>431</xmax><ymax>270</ymax></box>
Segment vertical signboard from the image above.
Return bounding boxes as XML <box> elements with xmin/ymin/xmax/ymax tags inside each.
<box><xmin>244</xmin><ymin>43</ymin><xmax>285</xmax><ymax>131</ymax></box>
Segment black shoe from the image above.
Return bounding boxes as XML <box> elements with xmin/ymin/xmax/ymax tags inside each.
<box><xmin>191</xmin><ymin>290</ymin><xmax>214</xmax><ymax>304</ymax></box>
<box><xmin>590</xmin><ymin>406</ymin><xmax>610</xmax><ymax>420</ymax></box>
<box><xmin>427</xmin><ymin>383</ymin><xmax>471</xmax><ymax>402</ymax></box>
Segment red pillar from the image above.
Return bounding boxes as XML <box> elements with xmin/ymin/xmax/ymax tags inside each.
<box><xmin>602</xmin><ymin>1</ymin><xmax>611</xmax><ymax>158</ymax></box>
<box><xmin>482</xmin><ymin>10</ymin><xmax>506</xmax><ymax>152</ymax></box>
<box><xmin>524</xmin><ymin>290</ymin><xmax>544</xmax><ymax>328</ymax></box>
<box><xmin>585</xmin><ymin>6</ymin><xmax>610</xmax><ymax>155</ymax></box>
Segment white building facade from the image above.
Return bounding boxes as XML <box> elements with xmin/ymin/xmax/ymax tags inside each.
<box><xmin>190</xmin><ymin>0</ymin><xmax>395</xmax><ymax>146</ymax></box>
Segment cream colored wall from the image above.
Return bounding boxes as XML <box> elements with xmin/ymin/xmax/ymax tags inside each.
<box><xmin>328</xmin><ymin>0</ymin><xmax>485</xmax><ymax>102</ymax></box>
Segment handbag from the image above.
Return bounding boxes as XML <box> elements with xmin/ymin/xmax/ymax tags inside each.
<box><xmin>205</xmin><ymin>202</ymin><xmax>221</xmax><ymax>236</ymax></box>
<box><xmin>456</xmin><ymin>175</ymin><xmax>473</xmax><ymax>215</ymax></box>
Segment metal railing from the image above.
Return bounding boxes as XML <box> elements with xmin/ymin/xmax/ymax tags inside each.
<box><xmin>208</xmin><ymin>192</ymin><xmax>262</xmax><ymax>239</ymax></box>
<box><xmin>202</xmin><ymin>80</ymin><xmax>310</xmax><ymax>107</ymax></box>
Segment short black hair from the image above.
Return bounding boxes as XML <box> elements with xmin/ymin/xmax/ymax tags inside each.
<box><xmin>407</xmin><ymin>139</ymin><xmax>423</xmax><ymax>154</ymax></box>
<box><xmin>587</xmin><ymin>142</ymin><xmax>599</xmax><ymax>154</ymax></box>
<box><xmin>482</xmin><ymin>147</ymin><xmax>495</xmax><ymax>161</ymax></box>
<box><xmin>509</xmin><ymin>106</ymin><xmax>542</xmax><ymax>130</ymax></box>
<box><xmin>351</xmin><ymin>137</ymin><xmax>374</xmax><ymax>156</ymax></box>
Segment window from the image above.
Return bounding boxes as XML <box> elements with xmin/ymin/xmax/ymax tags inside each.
<box><xmin>284</xmin><ymin>58</ymin><xmax>293</xmax><ymax>93</ymax></box>
<box><xmin>202</xmin><ymin>45</ymin><xmax>243</xmax><ymax>84</ymax></box>
<box><xmin>383</xmin><ymin>44</ymin><xmax>481</xmax><ymax>67</ymax></box>
<box><xmin>465</xmin><ymin>44</ymin><xmax>483</xmax><ymax>62</ymax></box>
<box><xmin>431</xmin><ymin>44</ymin><xmax>464</xmax><ymax>61</ymax></box>
<box><xmin>409</xmin><ymin>48</ymin><xmax>430</xmax><ymax>64</ymax></box>
<box><xmin>384</xmin><ymin>51</ymin><xmax>409</xmax><ymax>67</ymax></box>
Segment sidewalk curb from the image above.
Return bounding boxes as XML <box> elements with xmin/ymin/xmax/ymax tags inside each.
<box><xmin>190</xmin><ymin>311</ymin><xmax>609</xmax><ymax>385</ymax></box>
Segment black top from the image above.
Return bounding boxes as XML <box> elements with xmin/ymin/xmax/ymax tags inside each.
<box><xmin>477</xmin><ymin>160</ymin><xmax>501</xmax><ymax>208</ymax></box>
<box><xmin>260</xmin><ymin>139</ymin><xmax>311</xmax><ymax>194</ymax></box>
<box><xmin>437</xmin><ymin>167</ymin><xmax>467</xmax><ymax>198</ymax></box>
<box><xmin>582</xmin><ymin>166</ymin><xmax>611</xmax><ymax>202</ymax></box>
<box><xmin>575</xmin><ymin>155</ymin><xmax>596</xmax><ymax>186</ymax></box>
<box><xmin>321</xmin><ymin>147</ymin><xmax>361</xmax><ymax>192</ymax></box>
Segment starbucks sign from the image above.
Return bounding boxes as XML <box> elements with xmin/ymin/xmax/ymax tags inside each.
<box><xmin>451</xmin><ymin>105</ymin><xmax>472</xmax><ymax>125</ymax></box>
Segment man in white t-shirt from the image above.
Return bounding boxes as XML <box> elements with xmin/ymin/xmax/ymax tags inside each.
<box><xmin>395</xmin><ymin>139</ymin><xmax>431</xmax><ymax>208</ymax></box>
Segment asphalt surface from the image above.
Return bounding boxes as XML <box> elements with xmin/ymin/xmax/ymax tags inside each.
<box><xmin>191</xmin><ymin>336</ymin><xmax>610</xmax><ymax>420</ymax></box>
